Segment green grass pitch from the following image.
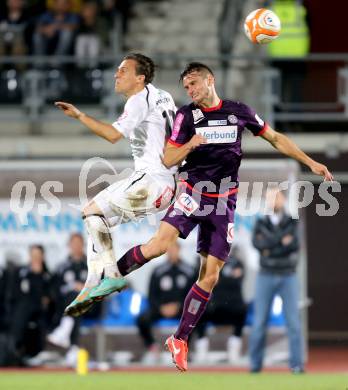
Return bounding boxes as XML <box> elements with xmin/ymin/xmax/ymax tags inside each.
<box><xmin>0</xmin><ymin>372</ymin><xmax>347</xmax><ymax>390</ymax></box>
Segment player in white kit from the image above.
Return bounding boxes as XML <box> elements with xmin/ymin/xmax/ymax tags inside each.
<box><xmin>55</xmin><ymin>53</ymin><xmax>177</xmax><ymax>316</ymax></box>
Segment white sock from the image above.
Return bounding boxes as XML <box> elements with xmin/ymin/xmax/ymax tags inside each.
<box><xmin>85</xmin><ymin>237</ymin><xmax>104</xmax><ymax>287</ymax></box>
<box><xmin>84</xmin><ymin>214</ymin><xmax>121</xmax><ymax>282</ymax></box>
<box><xmin>100</xmin><ymin>249</ymin><xmax>122</xmax><ymax>278</ymax></box>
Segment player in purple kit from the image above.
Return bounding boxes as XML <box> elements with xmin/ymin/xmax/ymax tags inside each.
<box><xmin>89</xmin><ymin>62</ymin><xmax>333</xmax><ymax>371</ymax></box>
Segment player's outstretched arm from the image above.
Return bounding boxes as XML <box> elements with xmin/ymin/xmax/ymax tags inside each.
<box><xmin>261</xmin><ymin>126</ymin><xmax>333</xmax><ymax>181</ymax></box>
<box><xmin>163</xmin><ymin>134</ymin><xmax>207</xmax><ymax>168</ymax></box>
<box><xmin>55</xmin><ymin>101</ymin><xmax>123</xmax><ymax>144</ymax></box>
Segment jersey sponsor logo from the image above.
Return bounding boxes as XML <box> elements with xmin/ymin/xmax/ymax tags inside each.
<box><xmin>195</xmin><ymin>126</ymin><xmax>237</xmax><ymax>143</ymax></box>
<box><xmin>228</xmin><ymin>114</ymin><xmax>238</xmax><ymax>124</ymax></box>
<box><xmin>208</xmin><ymin>120</ymin><xmax>227</xmax><ymax>126</ymax></box>
<box><xmin>174</xmin><ymin>193</ymin><xmax>199</xmax><ymax>216</ymax></box>
<box><xmin>156</xmin><ymin>95</ymin><xmax>171</xmax><ymax>105</ymax></box>
<box><xmin>171</xmin><ymin>112</ymin><xmax>184</xmax><ymax>141</ymax></box>
<box><xmin>192</xmin><ymin>109</ymin><xmax>205</xmax><ymax>124</ymax></box>
<box><xmin>227</xmin><ymin>222</ymin><xmax>234</xmax><ymax>243</ymax></box>
<box><xmin>255</xmin><ymin>113</ymin><xmax>264</xmax><ymax>126</ymax></box>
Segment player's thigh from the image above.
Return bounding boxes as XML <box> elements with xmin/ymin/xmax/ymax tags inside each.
<box><xmin>197</xmin><ymin>195</ymin><xmax>236</xmax><ymax>262</ymax></box>
<box><xmin>197</xmin><ymin>220</ymin><xmax>232</xmax><ymax>263</ymax></box>
<box><xmin>142</xmin><ymin>221</ymin><xmax>180</xmax><ymax>258</ymax></box>
<box><xmin>92</xmin><ymin>174</ymin><xmax>134</xmax><ymax>223</ymax></box>
<box><xmin>161</xmin><ymin>202</ymin><xmax>199</xmax><ymax>241</ymax></box>
<box><xmin>152</xmin><ymin>221</ymin><xmax>180</xmax><ymax>242</ymax></box>
<box><xmin>93</xmin><ymin>172</ymin><xmax>174</xmax><ymax>226</ymax></box>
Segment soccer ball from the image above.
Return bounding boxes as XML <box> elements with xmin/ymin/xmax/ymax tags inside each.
<box><xmin>244</xmin><ymin>8</ymin><xmax>281</xmax><ymax>44</ymax></box>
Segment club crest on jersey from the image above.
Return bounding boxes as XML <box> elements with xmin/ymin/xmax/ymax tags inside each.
<box><xmin>228</xmin><ymin>114</ymin><xmax>238</xmax><ymax>124</ymax></box>
<box><xmin>192</xmin><ymin>109</ymin><xmax>205</xmax><ymax>124</ymax></box>
<box><xmin>174</xmin><ymin>193</ymin><xmax>199</xmax><ymax>216</ymax></box>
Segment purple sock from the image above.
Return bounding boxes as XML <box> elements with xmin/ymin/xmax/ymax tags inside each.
<box><xmin>117</xmin><ymin>245</ymin><xmax>148</xmax><ymax>276</ymax></box>
<box><xmin>174</xmin><ymin>283</ymin><xmax>211</xmax><ymax>341</ymax></box>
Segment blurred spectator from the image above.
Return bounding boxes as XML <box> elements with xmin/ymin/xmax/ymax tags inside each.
<box><xmin>75</xmin><ymin>1</ymin><xmax>109</xmax><ymax>68</ymax></box>
<box><xmin>0</xmin><ymin>265</ymin><xmax>8</xmax><ymax>366</ymax></box>
<box><xmin>267</xmin><ymin>0</ymin><xmax>310</xmax><ymax>106</ymax></box>
<box><xmin>0</xmin><ymin>250</ymin><xmax>21</xmax><ymax>329</ymax></box>
<box><xmin>249</xmin><ymin>186</ymin><xmax>304</xmax><ymax>373</ymax></box>
<box><xmin>46</xmin><ymin>0</ymin><xmax>82</xmax><ymax>13</ymax></box>
<box><xmin>136</xmin><ymin>242</ymin><xmax>195</xmax><ymax>364</ymax></box>
<box><xmin>194</xmin><ymin>249</ymin><xmax>247</xmax><ymax>364</ymax></box>
<box><xmin>32</xmin><ymin>0</ymin><xmax>79</xmax><ymax>56</ymax></box>
<box><xmin>0</xmin><ymin>266</ymin><xmax>8</xmax><ymax>331</ymax></box>
<box><xmin>0</xmin><ymin>251</ymin><xmax>22</xmax><ymax>366</ymax></box>
<box><xmin>218</xmin><ymin>0</ymin><xmax>244</xmax><ymax>65</ymax></box>
<box><xmin>10</xmin><ymin>245</ymin><xmax>51</xmax><ymax>363</ymax></box>
<box><xmin>0</xmin><ymin>0</ymin><xmax>30</xmax><ymax>58</ymax></box>
<box><xmin>101</xmin><ymin>0</ymin><xmax>133</xmax><ymax>34</ymax></box>
<box><xmin>47</xmin><ymin>232</ymin><xmax>87</xmax><ymax>359</ymax></box>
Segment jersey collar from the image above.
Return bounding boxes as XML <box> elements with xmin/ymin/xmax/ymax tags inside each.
<box><xmin>199</xmin><ymin>99</ymin><xmax>223</xmax><ymax>112</ymax></box>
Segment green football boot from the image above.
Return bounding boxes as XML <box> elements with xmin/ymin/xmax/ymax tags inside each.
<box><xmin>64</xmin><ymin>287</ymin><xmax>97</xmax><ymax>317</ymax></box>
<box><xmin>89</xmin><ymin>277</ymin><xmax>128</xmax><ymax>299</ymax></box>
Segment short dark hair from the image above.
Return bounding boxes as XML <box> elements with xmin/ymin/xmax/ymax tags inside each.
<box><xmin>30</xmin><ymin>244</ymin><xmax>45</xmax><ymax>254</ymax></box>
<box><xmin>180</xmin><ymin>62</ymin><xmax>214</xmax><ymax>82</ymax></box>
<box><xmin>123</xmin><ymin>53</ymin><xmax>155</xmax><ymax>84</ymax></box>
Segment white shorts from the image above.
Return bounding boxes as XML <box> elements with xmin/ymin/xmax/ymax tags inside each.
<box><xmin>93</xmin><ymin>170</ymin><xmax>175</xmax><ymax>227</ymax></box>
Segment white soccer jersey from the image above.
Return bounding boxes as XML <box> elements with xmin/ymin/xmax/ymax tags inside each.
<box><xmin>112</xmin><ymin>83</ymin><xmax>177</xmax><ymax>175</ymax></box>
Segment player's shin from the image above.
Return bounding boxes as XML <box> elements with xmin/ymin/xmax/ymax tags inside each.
<box><xmin>83</xmin><ymin>214</ymin><xmax>121</xmax><ymax>278</ymax></box>
<box><xmin>84</xmin><ymin>237</ymin><xmax>104</xmax><ymax>287</ymax></box>
<box><xmin>117</xmin><ymin>245</ymin><xmax>148</xmax><ymax>276</ymax></box>
<box><xmin>174</xmin><ymin>283</ymin><xmax>211</xmax><ymax>341</ymax></box>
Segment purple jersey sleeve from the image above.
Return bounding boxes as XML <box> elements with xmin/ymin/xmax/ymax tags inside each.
<box><xmin>241</xmin><ymin>103</ymin><xmax>268</xmax><ymax>136</ymax></box>
<box><xmin>168</xmin><ymin>108</ymin><xmax>193</xmax><ymax>147</ymax></box>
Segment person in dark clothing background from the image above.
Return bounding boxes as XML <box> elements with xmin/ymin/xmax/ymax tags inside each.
<box><xmin>47</xmin><ymin>232</ymin><xmax>87</xmax><ymax>354</ymax></box>
<box><xmin>194</xmin><ymin>248</ymin><xmax>247</xmax><ymax>364</ymax></box>
<box><xmin>10</xmin><ymin>244</ymin><xmax>51</xmax><ymax>363</ymax></box>
<box><xmin>0</xmin><ymin>251</ymin><xmax>21</xmax><ymax>366</ymax></box>
<box><xmin>0</xmin><ymin>265</ymin><xmax>8</xmax><ymax>332</ymax></box>
<box><xmin>249</xmin><ymin>185</ymin><xmax>304</xmax><ymax>373</ymax></box>
<box><xmin>137</xmin><ymin>242</ymin><xmax>195</xmax><ymax>364</ymax></box>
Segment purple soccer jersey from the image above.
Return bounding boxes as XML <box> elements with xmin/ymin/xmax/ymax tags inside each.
<box><xmin>168</xmin><ymin>99</ymin><xmax>268</xmax><ymax>195</ymax></box>
<box><xmin>162</xmin><ymin>99</ymin><xmax>269</xmax><ymax>261</ymax></box>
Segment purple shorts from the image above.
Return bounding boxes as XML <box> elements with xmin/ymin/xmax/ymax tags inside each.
<box><xmin>162</xmin><ymin>184</ymin><xmax>237</xmax><ymax>261</ymax></box>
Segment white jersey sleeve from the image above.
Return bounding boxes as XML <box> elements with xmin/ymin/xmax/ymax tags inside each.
<box><xmin>112</xmin><ymin>94</ymin><xmax>149</xmax><ymax>138</ymax></box>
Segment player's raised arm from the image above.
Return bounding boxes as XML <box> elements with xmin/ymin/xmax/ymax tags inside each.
<box><xmin>261</xmin><ymin>126</ymin><xmax>333</xmax><ymax>181</ymax></box>
<box><xmin>55</xmin><ymin>101</ymin><xmax>123</xmax><ymax>144</ymax></box>
<box><xmin>162</xmin><ymin>134</ymin><xmax>207</xmax><ymax>168</ymax></box>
